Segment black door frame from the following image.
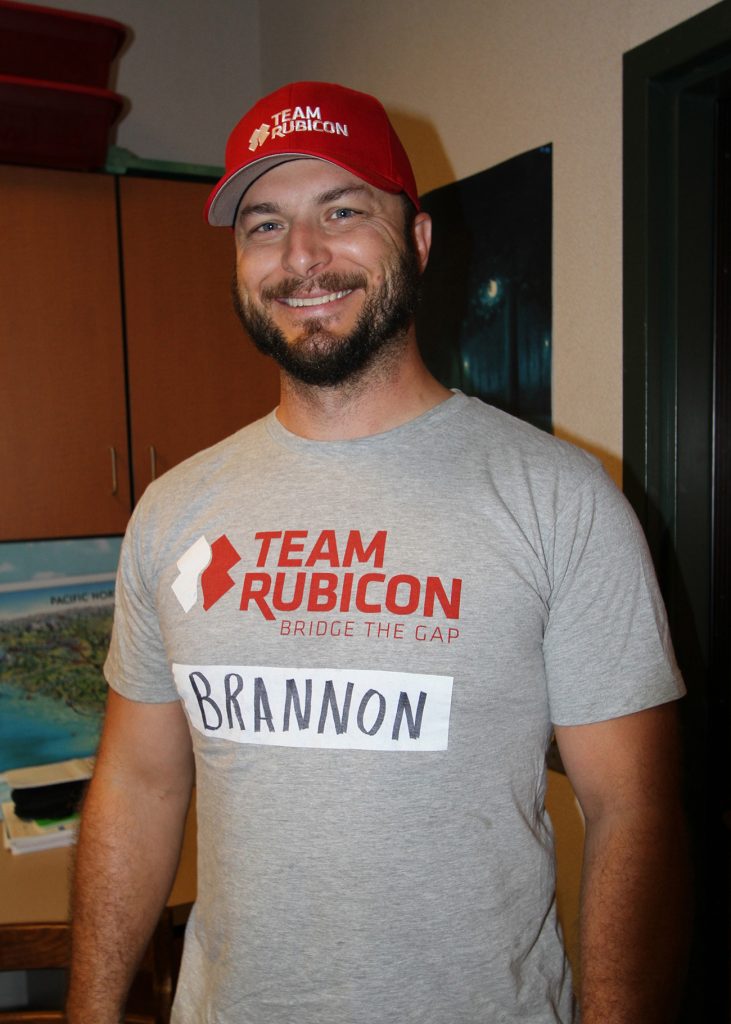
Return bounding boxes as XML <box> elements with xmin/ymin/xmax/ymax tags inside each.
<box><xmin>623</xmin><ymin>2</ymin><xmax>731</xmax><ymax>1018</ymax></box>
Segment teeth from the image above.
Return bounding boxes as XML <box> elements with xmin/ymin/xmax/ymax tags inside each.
<box><xmin>281</xmin><ymin>289</ymin><xmax>352</xmax><ymax>308</ymax></box>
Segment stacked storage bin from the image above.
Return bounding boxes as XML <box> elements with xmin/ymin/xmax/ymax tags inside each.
<box><xmin>0</xmin><ymin>0</ymin><xmax>127</xmax><ymax>169</ymax></box>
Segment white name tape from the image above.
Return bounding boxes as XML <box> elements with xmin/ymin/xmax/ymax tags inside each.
<box><xmin>172</xmin><ymin>664</ymin><xmax>453</xmax><ymax>752</ymax></box>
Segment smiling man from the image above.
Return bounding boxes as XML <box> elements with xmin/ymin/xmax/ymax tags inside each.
<box><xmin>230</xmin><ymin>165</ymin><xmax>426</xmax><ymax>389</ymax></box>
<box><xmin>68</xmin><ymin>82</ymin><xmax>689</xmax><ymax>1024</ymax></box>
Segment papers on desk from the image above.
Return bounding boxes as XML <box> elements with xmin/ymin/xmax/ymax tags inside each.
<box><xmin>0</xmin><ymin>756</ymin><xmax>94</xmax><ymax>854</ymax></box>
<box><xmin>4</xmin><ymin>755</ymin><xmax>95</xmax><ymax>791</ymax></box>
<box><xmin>1</xmin><ymin>800</ymin><xmax>79</xmax><ymax>854</ymax></box>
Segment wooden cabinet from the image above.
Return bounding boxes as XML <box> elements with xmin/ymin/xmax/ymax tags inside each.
<box><xmin>0</xmin><ymin>166</ymin><xmax>279</xmax><ymax>541</ymax></box>
<box><xmin>0</xmin><ymin>166</ymin><xmax>131</xmax><ymax>538</ymax></box>
<box><xmin>119</xmin><ymin>176</ymin><xmax>279</xmax><ymax>494</ymax></box>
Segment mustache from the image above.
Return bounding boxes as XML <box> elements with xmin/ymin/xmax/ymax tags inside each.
<box><xmin>261</xmin><ymin>272</ymin><xmax>368</xmax><ymax>302</ymax></box>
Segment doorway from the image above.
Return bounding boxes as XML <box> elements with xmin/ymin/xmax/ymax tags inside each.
<box><xmin>624</xmin><ymin>4</ymin><xmax>731</xmax><ymax>1019</ymax></box>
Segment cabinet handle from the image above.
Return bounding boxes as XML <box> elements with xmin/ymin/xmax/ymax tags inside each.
<box><xmin>109</xmin><ymin>446</ymin><xmax>118</xmax><ymax>496</ymax></box>
<box><xmin>150</xmin><ymin>445</ymin><xmax>157</xmax><ymax>482</ymax></box>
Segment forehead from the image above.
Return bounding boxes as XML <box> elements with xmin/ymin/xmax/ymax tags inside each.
<box><xmin>240</xmin><ymin>158</ymin><xmax>400</xmax><ymax>213</ymax></box>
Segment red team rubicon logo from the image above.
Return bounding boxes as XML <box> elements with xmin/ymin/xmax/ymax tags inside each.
<box><xmin>171</xmin><ymin>529</ymin><xmax>462</xmax><ymax>644</ymax></box>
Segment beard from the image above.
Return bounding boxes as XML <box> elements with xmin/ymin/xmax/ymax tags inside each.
<box><xmin>231</xmin><ymin>240</ymin><xmax>421</xmax><ymax>387</ymax></box>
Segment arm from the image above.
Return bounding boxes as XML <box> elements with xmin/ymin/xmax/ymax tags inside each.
<box><xmin>67</xmin><ymin>689</ymin><xmax>194</xmax><ymax>1024</ymax></box>
<box><xmin>555</xmin><ymin>701</ymin><xmax>690</xmax><ymax>1024</ymax></box>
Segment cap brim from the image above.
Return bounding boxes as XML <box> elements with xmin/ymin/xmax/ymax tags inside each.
<box><xmin>206</xmin><ymin>152</ymin><xmax>413</xmax><ymax>227</ymax></box>
<box><xmin>205</xmin><ymin>155</ymin><xmax>311</xmax><ymax>226</ymax></box>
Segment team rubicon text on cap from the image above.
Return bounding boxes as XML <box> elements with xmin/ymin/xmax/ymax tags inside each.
<box><xmin>248</xmin><ymin>105</ymin><xmax>349</xmax><ymax>152</ymax></box>
<box><xmin>205</xmin><ymin>81</ymin><xmax>420</xmax><ymax>227</ymax></box>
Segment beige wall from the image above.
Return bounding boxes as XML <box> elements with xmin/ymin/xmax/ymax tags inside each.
<box><xmin>259</xmin><ymin>0</ymin><xmax>716</xmax><ymax>481</ymax></box>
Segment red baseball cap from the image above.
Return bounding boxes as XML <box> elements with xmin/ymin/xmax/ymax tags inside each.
<box><xmin>205</xmin><ymin>81</ymin><xmax>420</xmax><ymax>226</ymax></box>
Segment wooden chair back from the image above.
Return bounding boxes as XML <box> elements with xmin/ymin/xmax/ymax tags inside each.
<box><xmin>0</xmin><ymin>908</ymin><xmax>185</xmax><ymax>1024</ymax></box>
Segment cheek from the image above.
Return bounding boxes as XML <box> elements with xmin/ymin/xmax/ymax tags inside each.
<box><xmin>233</xmin><ymin>264</ymin><xmax>251</xmax><ymax>302</ymax></box>
<box><xmin>337</xmin><ymin>237</ymin><xmax>400</xmax><ymax>279</ymax></box>
<box><xmin>235</xmin><ymin>255</ymin><xmax>272</xmax><ymax>298</ymax></box>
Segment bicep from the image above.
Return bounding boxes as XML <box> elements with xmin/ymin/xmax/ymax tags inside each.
<box><xmin>93</xmin><ymin>688</ymin><xmax>194</xmax><ymax>799</ymax></box>
<box><xmin>554</xmin><ymin>701</ymin><xmax>683</xmax><ymax>824</ymax></box>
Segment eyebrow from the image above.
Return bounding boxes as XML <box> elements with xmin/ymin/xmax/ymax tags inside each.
<box><xmin>237</xmin><ymin>184</ymin><xmax>372</xmax><ymax>222</ymax></box>
<box><xmin>315</xmin><ymin>184</ymin><xmax>371</xmax><ymax>205</ymax></box>
<box><xmin>237</xmin><ymin>200</ymin><xmax>280</xmax><ymax>219</ymax></box>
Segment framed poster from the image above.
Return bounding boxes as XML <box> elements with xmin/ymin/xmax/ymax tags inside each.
<box><xmin>416</xmin><ymin>145</ymin><xmax>552</xmax><ymax>432</ymax></box>
<box><xmin>0</xmin><ymin>537</ymin><xmax>121</xmax><ymax>773</ymax></box>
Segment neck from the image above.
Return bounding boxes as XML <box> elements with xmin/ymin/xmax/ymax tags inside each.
<box><xmin>275</xmin><ymin>332</ymin><xmax>452</xmax><ymax>441</ymax></box>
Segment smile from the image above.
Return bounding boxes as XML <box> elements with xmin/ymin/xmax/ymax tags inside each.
<box><xmin>279</xmin><ymin>289</ymin><xmax>354</xmax><ymax>309</ymax></box>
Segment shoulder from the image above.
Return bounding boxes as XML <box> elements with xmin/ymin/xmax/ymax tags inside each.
<box><xmin>140</xmin><ymin>412</ymin><xmax>274</xmax><ymax>506</ymax></box>
<box><xmin>120</xmin><ymin>413</ymin><xmax>275</xmax><ymax>565</ymax></box>
<box><xmin>452</xmin><ymin>394</ymin><xmax>604</xmax><ymax>505</ymax></box>
<box><xmin>457</xmin><ymin>394</ymin><xmax>594</xmax><ymax>461</ymax></box>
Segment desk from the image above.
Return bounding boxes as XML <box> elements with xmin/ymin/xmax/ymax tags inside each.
<box><xmin>0</xmin><ymin>795</ymin><xmax>197</xmax><ymax>926</ymax></box>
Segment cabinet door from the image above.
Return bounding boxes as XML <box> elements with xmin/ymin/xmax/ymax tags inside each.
<box><xmin>119</xmin><ymin>177</ymin><xmax>280</xmax><ymax>498</ymax></box>
<box><xmin>0</xmin><ymin>166</ymin><xmax>131</xmax><ymax>540</ymax></box>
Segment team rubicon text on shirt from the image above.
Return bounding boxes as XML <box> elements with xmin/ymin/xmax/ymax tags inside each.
<box><xmin>172</xmin><ymin>529</ymin><xmax>462</xmax><ymax>627</ymax></box>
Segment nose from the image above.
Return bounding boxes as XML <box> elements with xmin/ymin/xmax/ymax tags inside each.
<box><xmin>282</xmin><ymin>218</ymin><xmax>331</xmax><ymax>278</ymax></box>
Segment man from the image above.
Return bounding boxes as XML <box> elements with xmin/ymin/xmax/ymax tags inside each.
<box><xmin>68</xmin><ymin>82</ymin><xmax>688</xmax><ymax>1024</ymax></box>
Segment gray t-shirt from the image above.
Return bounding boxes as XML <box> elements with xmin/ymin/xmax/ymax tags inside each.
<box><xmin>106</xmin><ymin>392</ymin><xmax>683</xmax><ymax>1024</ymax></box>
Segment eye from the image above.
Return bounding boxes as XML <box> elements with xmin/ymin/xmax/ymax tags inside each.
<box><xmin>251</xmin><ymin>220</ymin><xmax>281</xmax><ymax>235</ymax></box>
<box><xmin>330</xmin><ymin>207</ymin><xmax>359</xmax><ymax>221</ymax></box>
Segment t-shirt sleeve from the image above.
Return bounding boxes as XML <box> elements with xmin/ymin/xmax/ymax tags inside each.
<box><xmin>104</xmin><ymin>500</ymin><xmax>179</xmax><ymax>703</ymax></box>
<box><xmin>543</xmin><ymin>465</ymin><xmax>685</xmax><ymax>725</ymax></box>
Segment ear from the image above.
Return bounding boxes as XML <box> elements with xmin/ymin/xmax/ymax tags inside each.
<box><xmin>412</xmin><ymin>211</ymin><xmax>432</xmax><ymax>273</ymax></box>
